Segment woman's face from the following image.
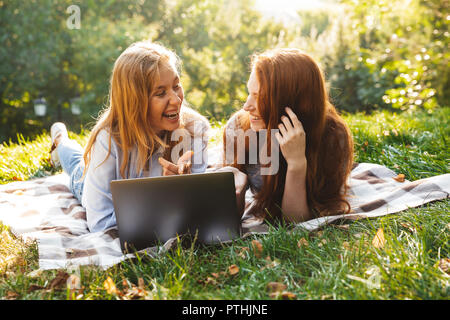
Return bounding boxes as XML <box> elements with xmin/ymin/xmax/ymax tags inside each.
<box><xmin>243</xmin><ymin>69</ymin><xmax>265</xmax><ymax>132</ymax></box>
<box><xmin>149</xmin><ymin>63</ymin><xmax>184</xmax><ymax>135</ymax></box>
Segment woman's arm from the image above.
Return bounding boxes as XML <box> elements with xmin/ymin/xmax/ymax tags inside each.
<box><xmin>275</xmin><ymin>107</ymin><xmax>313</xmax><ymax>223</ymax></box>
<box><xmin>281</xmin><ymin>160</ymin><xmax>311</xmax><ymax>223</ymax></box>
<box><xmin>82</xmin><ymin>130</ymin><xmax>118</xmax><ymax>232</ymax></box>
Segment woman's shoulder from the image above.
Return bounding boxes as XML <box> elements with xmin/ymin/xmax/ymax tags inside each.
<box><xmin>90</xmin><ymin>127</ymin><xmax>119</xmax><ymax>156</ymax></box>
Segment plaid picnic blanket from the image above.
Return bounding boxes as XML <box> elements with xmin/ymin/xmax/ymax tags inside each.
<box><xmin>0</xmin><ymin>161</ymin><xmax>448</xmax><ymax>270</ymax></box>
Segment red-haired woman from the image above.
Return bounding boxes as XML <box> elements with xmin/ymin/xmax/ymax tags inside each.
<box><xmin>223</xmin><ymin>48</ymin><xmax>354</xmax><ymax>223</ymax></box>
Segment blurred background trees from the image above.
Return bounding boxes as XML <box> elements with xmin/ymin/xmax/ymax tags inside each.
<box><xmin>0</xmin><ymin>0</ymin><xmax>448</xmax><ymax>142</ymax></box>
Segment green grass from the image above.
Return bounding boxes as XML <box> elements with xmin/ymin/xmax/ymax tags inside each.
<box><xmin>0</xmin><ymin>108</ymin><xmax>449</xmax><ymax>300</ymax></box>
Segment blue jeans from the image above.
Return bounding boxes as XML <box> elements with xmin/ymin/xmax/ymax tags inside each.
<box><xmin>57</xmin><ymin>138</ymin><xmax>85</xmax><ymax>202</ymax></box>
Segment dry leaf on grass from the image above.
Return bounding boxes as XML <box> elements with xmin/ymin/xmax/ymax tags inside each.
<box><xmin>372</xmin><ymin>228</ymin><xmax>386</xmax><ymax>249</ymax></box>
<box><xmin>297</xmin><ymin>237</ymin><xmax>308</xmax><ymax>248</ymax></box>
<box><xmin>251</xmin><ymin>240</ymin><xmax>263</xmax><ymax>258</ymax></box>
<box><xmin>204</xmin><ymin>277</ymin><xmax>217</xmax><ymax>285</ymax></box>
<box><xmin>6</xmin><ymin>291</ymin><xmax>19</xmax><ymax>300</ymax></box>
<box><xmin>228</xmin><ymin>264</ymin><xmax>239</xmax><ymax>276</ymax></box>
<box><xmin>266</xmin><ymin>282</ymin><xmax>287</xmax><ymax>293</ymax></box>
<box><xmin>393</xmin><ymin>173</ymin><xmax>405</xmax><ymax>182</ymax></box>
<box><xmin>122</xmin><ymin>280</ymin><xmax>148</xmax><ymax>300</ymax></box>
<box><xmin>104</xmin><ymin>276</ymin><xmax>119</xmax><ymax>295</ymax></box>
<box><xmin>48</xmin><ymin>271</ymin><xmax>69</xmax><ymax>290</ymax></box>
<box><xmin>269</xmin><ymin>291</ymin><xmax>297</xmax><ymax>300</ymax></box>
<box><xmin>236</xmin><ymin>246</ymin><xmax>249</xmax><ymax>259</ymax></box>
<box><xmin>318</xmin><ymin>239</ymin><xmax>327</xmax><ymax>247</ymax></box>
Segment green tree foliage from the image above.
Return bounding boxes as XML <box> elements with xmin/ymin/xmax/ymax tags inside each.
<box><xmin>320</xmin><ymin>0</ymin><xmax>449</xmax><ymax>112</ymax></box>
<box><xmin>0</xmin><ymin>0</ymin><xmax>448</xmax><ymax>142</ymax></box>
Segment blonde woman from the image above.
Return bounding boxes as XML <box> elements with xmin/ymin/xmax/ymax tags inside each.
<box><xmin>49</xmin><ymin>41</ymin><xmax>210</xmax><ymax>232</ymax></box>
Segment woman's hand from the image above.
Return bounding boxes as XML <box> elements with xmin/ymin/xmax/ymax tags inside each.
<box><xmin>159</xmin><ymin>150</ymin><xmax>193</xmax><ymax>176</ymax></box>
<box><xmin>274</xmin><ymin>107</ymin><xmax>307</xmax><ymax>170</ymax></box>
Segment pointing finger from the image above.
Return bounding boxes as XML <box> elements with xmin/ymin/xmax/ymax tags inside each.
<box><xmin>159</xmin><ymin>157</ymin><xmax>179</xmax><ymax>173</ymax></box>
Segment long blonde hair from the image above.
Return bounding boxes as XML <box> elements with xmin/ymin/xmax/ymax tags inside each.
<box><xmin>83</xmin><ymin>41</ymin><xmax>182</xmax><ymax>179</ymax></box>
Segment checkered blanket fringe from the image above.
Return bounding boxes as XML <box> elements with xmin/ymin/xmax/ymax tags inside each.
<box><xmin>0</xmin><ymin>163</ymin><xmax>448</xmax><ymax>270</ymax></box>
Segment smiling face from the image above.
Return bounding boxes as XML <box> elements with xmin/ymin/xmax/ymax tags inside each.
<box><xmin>149</xmin><ymin>62</ymin><xmax>184</xmax><ymax>136</ymax></box>
<box><xmin>243</xmin><ymin>69</ymin><xmax>265</xmax><ymax>132</ymax></box>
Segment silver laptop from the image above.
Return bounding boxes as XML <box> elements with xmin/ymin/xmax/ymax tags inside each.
<box><xmin>110</xmin><ymin>171</ymin><xmax>241</xmax><ymax>253</ymax></box>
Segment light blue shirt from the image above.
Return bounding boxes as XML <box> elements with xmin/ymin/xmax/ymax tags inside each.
<box><xmin>81</xmin><ymin>109</ymin><xmax>210</xmax><ymax>233</ymax></box>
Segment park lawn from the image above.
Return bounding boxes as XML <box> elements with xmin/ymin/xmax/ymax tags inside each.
<box><xmin>0</xmin><ymin>108</ymin><xmax>448</xmax><ymax>300</ymax></box>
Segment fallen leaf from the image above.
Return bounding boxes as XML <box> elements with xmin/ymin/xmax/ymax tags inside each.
<box><xmin>266</xmin><ymin>282</ymin><xmax>287</xmax><ymax>293</ymax></box>
<box><xmin>281</xmin><ymin>291</ymin><xmax>297</xmax><ymax>299</ymax></box>
<box><xmin>123</xmin><ymin>285</ymin><xmax>147</xmax><ymax>300</ymax></box>
<box><xmin>104</xmin><ymin>276</ymin><xmax>119</xmax><ymax>295</ymax></box>
<box><xmin>270</xmin><ymin>291</ymin><xmax>297</xmax><ymax>300</ymax></box>
<box><xmin>393</xmin><ymin>173</ymin><xmax>405</xmax><ymax>182</ymax></box>
<box><xmin>6</xmin><ymin>291</ymin><xmax>19</xmax><ymax>300</ymax></box>
<box><xmin>204</xmin><ymin>277</ymin><xmax>217</xmax><ymax>285</ymax></box>
<box><xmin>237</xmin><ymin>246</ymin><xmax>249</xmax><ymax>259</ymax></box>
<box><xmin>317</xmin><ymin>239</ymin><xmax>327</xmax><ymax>247</ymax></box>
<box><xmin>297</xmin><ymin>237</ymin><xmax>309</xmax><ymax>248</ymax></box>
<box><xmin>251</xmin><ymin>240</ymin><xmax>263</xmax><ymax>258</ymax></box>
<box><xmin>211</xmin><ymin>272</ymin><xmax>220</xmax><ymax>279</ymax></box>
<box><xmin>48</xmin><ymin>271</ymin><xmax>69</xmax><ymax>290</ymax></box>
<box><xmin>392</xmin><ymin>128</ymin><xmax>399</xmax><ymax>136</ymax></box>
<box><xmin>228</xmin><ymin>264</ymin><xmax>239</xmax><ymax>276</ymax></box>
<box><xmin>438</xmin><ymin>258</ymin><xmax>450</xmax><ymax>274</ymax></box>
<box><xmin>372</xmin><ymin>228</ymin><xmax>386</xmax><ymax>249</ymax></box>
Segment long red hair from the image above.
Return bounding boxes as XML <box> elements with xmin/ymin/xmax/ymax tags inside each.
<box><xmin>225</xmin><ymin>48</ymin><xmax>354</xmax><ymax>219</ymax></box>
